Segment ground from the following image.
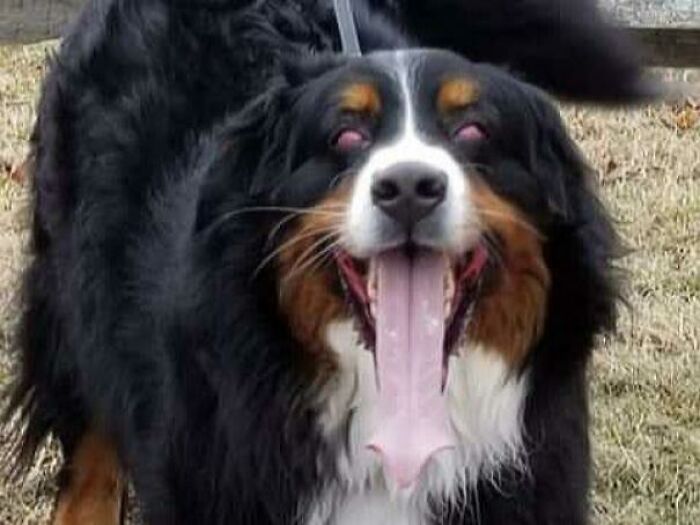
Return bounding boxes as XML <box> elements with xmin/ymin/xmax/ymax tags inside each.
<box><xmin>0</xmin><ymin>42</ymin><xmax>698</xmax><ymax>525</ymax></box>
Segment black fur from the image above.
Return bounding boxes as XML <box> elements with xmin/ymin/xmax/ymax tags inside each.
<box><xmin>6</xmin><ymin>1</ymin><xmax>627</xmax><ymax>523</ymax></box>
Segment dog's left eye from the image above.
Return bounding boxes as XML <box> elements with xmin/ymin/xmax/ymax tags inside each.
<box><xmin>453</xmin><ymin>123</ymin><xmax>487</xmax><ymax>143</ymax></box>
<box><xmin>332</xmin><ymin>128</ymin><xmax>370</xmax><ymax>153</ymax></box>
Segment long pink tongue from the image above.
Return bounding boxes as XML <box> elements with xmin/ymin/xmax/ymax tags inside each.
<box><xmin>367</xmin><ymin>250</ymin><xmax>455</xmax><ymax>489</ymax></box>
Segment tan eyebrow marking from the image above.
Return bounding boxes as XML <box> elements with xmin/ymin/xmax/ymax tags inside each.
<box><xmin>339</xmin><ymin>82</ymin><xmax>382</xmax><ymax>115</ymax></box>
<box><xmin>437</xmin><ymin>78</ymin><xmax>480</xmax><ymax>114</ymax></box>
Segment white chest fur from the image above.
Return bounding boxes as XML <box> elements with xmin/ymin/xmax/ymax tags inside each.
<box><xmin>307</xmin><ymin>320</ymin><xmax>529</xmax><ymax>524</ymax></box>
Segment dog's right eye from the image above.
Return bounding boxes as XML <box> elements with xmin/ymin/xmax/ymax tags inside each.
<box><xmin>332</xmin><ymin>128</ymin><xmax>370</xmax><ymax>153</ymax></box>
<box><xmin>453</xmin><ymin>122</ymin><xmax>487</xmax><ymax>144</ymax></box>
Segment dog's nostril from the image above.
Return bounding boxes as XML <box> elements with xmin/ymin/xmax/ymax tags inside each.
<box><xmin>415</xmin><ymin>177</ymin><xmax>446</xmax><ymax>201</ymax></box>
<box><xmin>371</xmin><ymin>163</ymin><xmax>449</xmax><ymax>229</ymax></box>
<box><xmin>372</xmin><ymin>179</ymin><xmax>401</xmax><ymax>203</ymax></box>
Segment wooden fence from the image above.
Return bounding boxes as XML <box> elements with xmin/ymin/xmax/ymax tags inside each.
<box><xmin>601</xmin><ymin>0</ymin><xmax>700</xmax><ymax>67</ymax></box>
<box><xmin>0</xmin><ymin>0</ymin><xmax>83</xmax><ymax>44</ymax></box>
<box><xmin>1</xmin><ymin>0</ymin><xmax>699</xmax><ymax>67</ymax></box>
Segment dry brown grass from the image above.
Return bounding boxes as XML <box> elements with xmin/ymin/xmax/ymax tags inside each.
<box><xmin>0</xmin><ymin>42</ymin><xmax>63</xmax><ymax>525</ymax></box>
<box><xmin>0</xmin><ymin>43</ymin><xmax>698</xmax><ymax>525</ymax></box>
<box><xmin>567</xmin><ymin>99</ymin><xmax>700</xmax><ymax>525</ymax></box>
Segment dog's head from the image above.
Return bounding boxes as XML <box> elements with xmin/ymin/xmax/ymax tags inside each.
<box><xmin>202</xmin><ymin>49</ymin><xmax>618</xmax><ymax>491</ymax></box>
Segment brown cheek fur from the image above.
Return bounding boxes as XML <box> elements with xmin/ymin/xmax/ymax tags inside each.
<box><xmin>274</xmin><ymin>179</ymin><xmax>548</xmax><ymax>370</ymax></box>
<box><xmin>275</xmin><ymin>185</ymin><xmax>353</xmax><ymax>372</ymax></box>
<box><xmin>467</xmin><ymin>182</ymin><xmax>551</xmax><ymax>366</ymax></box>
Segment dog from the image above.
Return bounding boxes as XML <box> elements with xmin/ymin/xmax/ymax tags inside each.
<box><xmin>5</xmin><ymin>1</ymin><xmax>649</xmax><ymax>524</ymax></box>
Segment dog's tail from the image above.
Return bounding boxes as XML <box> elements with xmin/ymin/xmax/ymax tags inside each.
<box><xmin>394</xmin><ymin>0</ymin><xmax>660</xmax><ymax>104</ymax></box>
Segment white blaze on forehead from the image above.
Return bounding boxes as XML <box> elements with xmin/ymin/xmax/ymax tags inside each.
<box><xmin>345</xmin><ymin>53</ymin><xmax>475</xmax><ymax>256</ymax></box>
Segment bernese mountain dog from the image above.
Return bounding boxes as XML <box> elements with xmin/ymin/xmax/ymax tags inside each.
<box><xmin>5</xmin><ymin>1</ymin><xmax>653</xmax><ymax>524</ymax></box>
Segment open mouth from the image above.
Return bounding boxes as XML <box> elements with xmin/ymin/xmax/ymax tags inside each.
<box><xmin>335</xmin><ymin>244</ymin><xmax>489</xmax><ymax>361</ymax></box>
<box><xmin>334</xmin><ymin>243</ymin><xmax>490</xmax><ymax>489</ymax></box>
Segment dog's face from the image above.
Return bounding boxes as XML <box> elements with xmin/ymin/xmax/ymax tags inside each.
<box><xmin>238</xmin><ymin>49</ymin><xmax>606</xmax><ymax>491</ymax></box>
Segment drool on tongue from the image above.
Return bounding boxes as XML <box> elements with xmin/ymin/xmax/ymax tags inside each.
<box><xmin>367</xmin><ymin>249</ymin><xmax>455</xmax><ymax>489</ymax></box>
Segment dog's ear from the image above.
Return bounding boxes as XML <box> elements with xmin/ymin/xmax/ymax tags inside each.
<box><xmin>526</xmin><ymin>95</ymin><xmax>584</xmax><ymax>222</ymax></box>
<box><xmin>482</xmin><ymin>77</ymin><xmax>595</xmax><ymax>225</ymax></box>
<box><xmin>522</xmin><ymin>87</ymin><xmax>620</xmax><ymax>265</ymax></box>
<box><xmin>520</xmin><ymin>86</ymin><xmax>622</xmax><ymax>335</ymax></box>
<box><xmin>399</xmin><ymin>0</ymin><xmax>660</xmax><ymax>104</ymax></box>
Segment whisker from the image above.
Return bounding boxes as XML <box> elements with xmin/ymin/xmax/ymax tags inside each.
<box><xmin>482</xmin><ymin>234</ymin><xmax>506</xmax><ymax>268</ymax></box>
<box><xmin>252</xmin><ymin>226</ymin><xmax>338</xmax><ymax>279</ymax></box>
<box><xmin>284</xmin><ymin>230</ymin><xmax>341</xmax><ymax>282</ymax></box>
<box><xmin>210</xmin><ymin>205</ymin><xmax>344</xmax><ymax>232</ymax></box>
<box><xmin>266</xmin><ymin>214</ymin><xmax>304</xmax><ymax>248</ymax></box>
<box><xmin>299</xmin><ymin>238</ymin><xmax>345</xmax><ymax>278</ymax></box>
<box><xmin>278</xmin><ymin>236</ymin><xmax>343</xmax><ymax>298</ymax></box>
<box><xmin>328</xmin><ymin>172</ymin><xmax>349</xmax><ymax>190</ymax></box>
<box><xmin>241</xmin><ymin>205</ymin><xmax>345</xmax><ymax>215</ymax></box>
<box><xmin>266</xmin><ymin>205</ymin><xmax>346</xmax><ymax>247</ymax></box>
<box><xmin>466</xmin><ymin>162</ymin><xmax>495</xmax><ymax>175</ymax></box>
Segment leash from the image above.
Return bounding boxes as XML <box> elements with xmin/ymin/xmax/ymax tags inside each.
<box><xmin>333</xmin><ymin>0</ymin><xmax>362</xmax><ymax>56</ymax></box>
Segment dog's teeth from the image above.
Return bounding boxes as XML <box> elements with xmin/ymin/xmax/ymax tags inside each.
<box><xmin>444</xmin><ymin>262</ymin><xmax>456</xmax><ymax>319</ymax></box>
<box><xmin>368</xmin><ymin>259</ymin><xmax>377</xmax><ymax>301</ymax></box>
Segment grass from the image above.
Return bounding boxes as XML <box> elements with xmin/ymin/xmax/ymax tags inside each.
<box><xmin>0</xmin><ymin>43</ymin><xmax>698</xmax><ymax>524</ymax></box>
<box><xmin>570</xmin><ymin>102</ymin><xmax>700</xmax><ymax>524</ymax></box>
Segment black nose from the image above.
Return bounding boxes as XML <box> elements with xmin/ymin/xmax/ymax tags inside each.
<box><xmin>371</xmin><ymin>163</ymin><xmax>448</xmax><ymax>229</ymax></box>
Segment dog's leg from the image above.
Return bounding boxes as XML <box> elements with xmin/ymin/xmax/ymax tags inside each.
<box><xmin>52</xmin><ymin>432</ymin><xmax>125</xmax><ymax>525</ymax></box>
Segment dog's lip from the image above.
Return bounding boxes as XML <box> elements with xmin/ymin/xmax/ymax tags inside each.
<box><xmin>334</xmin><ymin>243</ymin><xmax>489</xmax><ymax>354</ymax></box>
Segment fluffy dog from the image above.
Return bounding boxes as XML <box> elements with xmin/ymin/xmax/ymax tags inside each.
<box><xmin>7</xmin><ymin>1</ymin><xmax>649</xmax><ymax>523</ymax></box>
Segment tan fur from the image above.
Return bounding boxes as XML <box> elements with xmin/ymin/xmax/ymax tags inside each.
<box><xmin>276</xmin><ymin>170</ymin><xmax>548</xmax><ymax>370</ymax></box>
<box><xmin>339</xmin><ymin>83</ymin><xmax>382</xmax><ymax>116</ymax></box>
<box><xmin>468</xmin><ymin>182</ymin><xmax>551</xmax><ymax>366</ymax></box>
<box><xmin>276</xmin><ymin>185</ymin><xmax>353</xmax><ymax>373</ymax></box>
<box><xmin>52</xmin><ymin>432</ymin><xmax>124</xmax><ymax>525</ymax></box>
<box><xmin>437</xmin><ymin>78</ymin><xmax>479</xmax><ymax>114</ymax></box>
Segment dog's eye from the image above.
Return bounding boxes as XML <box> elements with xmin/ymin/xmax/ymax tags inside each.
<box><xmin>333</xmin><ymin>129</ymin><xmax>370</xmax><ymax>153</ymax></box>
<box><xmin>453</xmin><ymin>123</ymin><xmax>487</xmax><ymax>143</ymax></box>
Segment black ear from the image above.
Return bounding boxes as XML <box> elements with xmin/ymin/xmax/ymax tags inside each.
<box><xmin>399</xmin><ymin>0</ymin><xmax>660</xmax><ymax>104</ymax></box>
<box><xmin>524</xmin><ymin>86</ymin><xmax>621</xmax><ymax>264</ymax></box>
<box><xmin>526</xmin><ymin>95</ymin><xmax>586</xmax><ymax>222</ymax></box>
<box><xmin>522</xmin><ymin>88</ymin><xmax>623</xmax><ymax>339</ymax></box>
<box><xmin>486</xmin><ymin>79</ymin><xmax>596</xmax><ymax>225</ymax></box>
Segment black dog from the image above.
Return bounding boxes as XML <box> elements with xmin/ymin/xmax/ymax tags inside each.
<box><xmin>7</xmin><ymin>1</ymin><xmax>646</xmax><ymax>524</ymax></box>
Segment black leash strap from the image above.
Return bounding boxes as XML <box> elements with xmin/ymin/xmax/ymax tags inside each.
<box><xmin>333</xmin><ymin>0</ymin><xmax>362</xmax><ymax>56</ymax></box>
